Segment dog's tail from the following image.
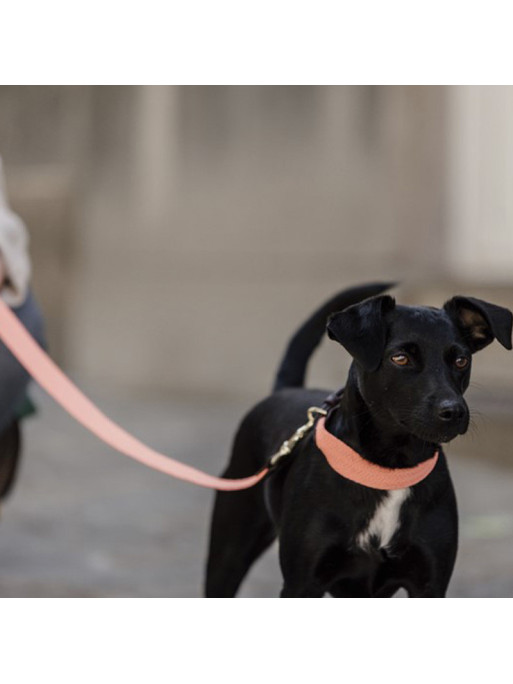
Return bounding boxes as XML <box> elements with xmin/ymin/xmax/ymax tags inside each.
<box><xmin>272</xmin><ymin>282</ymin><xmax>394</xmax><ymax>392</ymax></box>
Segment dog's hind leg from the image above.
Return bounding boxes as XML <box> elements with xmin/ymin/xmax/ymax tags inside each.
<box><xmin>205</xmin><ymin>482</ymin><xmax>276</xmax><ymax>597</ymax></box>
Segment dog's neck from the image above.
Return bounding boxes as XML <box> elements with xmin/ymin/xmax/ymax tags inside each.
<box><xmin>327</xmin><ymin>365</ymin><xmax>439</xmax><ymax>469</ymax></box>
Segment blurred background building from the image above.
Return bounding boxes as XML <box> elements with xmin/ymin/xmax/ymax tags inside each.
<box><xmin>0</xmin><ymin>85</ymin><xmax>511</xmax><ymax>401</ymax></box>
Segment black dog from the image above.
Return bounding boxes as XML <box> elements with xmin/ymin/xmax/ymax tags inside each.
<box><xmin>205</xmin><ymin>283</ymin><xmax>512</xmax><ymax>597</ymax></box>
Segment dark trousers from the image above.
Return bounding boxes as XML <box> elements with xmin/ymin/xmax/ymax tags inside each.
<box><xmin>0</xmin><ymin>291</ymin><xmax>46</xmax><ymax>433</ymax></box>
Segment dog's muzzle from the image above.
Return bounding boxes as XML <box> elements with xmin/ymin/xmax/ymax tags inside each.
<box><xmin>434</xmin><ymin>398</ymin><xmax>469</xmax><ymax>442</ymax></box>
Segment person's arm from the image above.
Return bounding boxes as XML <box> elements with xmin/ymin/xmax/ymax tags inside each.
<box><xmin>0</xmin><ymin>157</ymin><xmax>31</xmax><ymax>307</ymax></box>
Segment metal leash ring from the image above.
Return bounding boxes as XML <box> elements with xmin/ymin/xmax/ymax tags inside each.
<box><xmin>267</xmin><ymin>406</ymin><xmax>328</xmax><ymax>470</ymax></box>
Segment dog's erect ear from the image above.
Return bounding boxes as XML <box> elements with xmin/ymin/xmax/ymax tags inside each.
<box><xmin>444</xmin><ymin>296</ymin><xmax>513</xmax><ymax>352</ymax></box>
<box><xmin>327</xmin><ymin>295</ymin><xmax>396</xmax><ymax>371</ymax></box>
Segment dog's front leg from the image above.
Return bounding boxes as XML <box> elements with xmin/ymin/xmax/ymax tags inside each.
<box><xmin>280</xmin><ymin>583</ymin><xmax>325</xmax><ymax>598</ymax></box>
<box><xmin>392</xmin><ymin>546</ymin><xmax>450</xmax><ymax>598</ymax></box>
<box><xmin>278</xmin><ymin>536</ymin><xmax>332</xmax><ymax>598</ymax></box>
<box><xmin>407</xmin><ymin>586</ymin><xmax>446</xmax><ymax>598</ymax></box>
<box><xmin>404</xmin><ymin>498</ymin><xmax>457</xmax><ymax>598</ymax></box>
<box><xmin>279</xmin><ymin>533</ymin><xmax>354</xmax><ymax>598</ymax></box>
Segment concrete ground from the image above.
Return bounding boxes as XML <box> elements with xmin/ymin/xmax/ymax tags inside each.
<box><xmin>0</xmin><ymin>383</ymin><xmax>513</xmax><ymax>598</ymax></box>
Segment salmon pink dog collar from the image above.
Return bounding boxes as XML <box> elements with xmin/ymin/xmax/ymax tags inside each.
<box><xmin>315</xmin><ymin>417</ymin><xmax>439</xmax><ymax>490</ymax></box>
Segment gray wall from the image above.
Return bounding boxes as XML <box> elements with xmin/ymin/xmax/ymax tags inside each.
<box><xmin>0</xmin><ymin>85</ymin><xmax>510</xmax><ymax>399</ymax></box>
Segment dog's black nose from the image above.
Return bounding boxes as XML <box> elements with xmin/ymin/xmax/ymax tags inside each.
<box><xmin>437</xmin><ymin>400</ymin><xmax>464</xmax><ymax>422</ymax></box>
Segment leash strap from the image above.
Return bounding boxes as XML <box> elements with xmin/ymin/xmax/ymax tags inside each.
<box><xmin>0</xmin><ymin>297</ymin><xmax>269</xmax><ymax>491</ymax></box>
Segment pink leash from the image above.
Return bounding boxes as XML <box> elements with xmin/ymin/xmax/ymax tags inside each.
<box><xmin>0</xmin><ymin>297</ymin><xmax>268</xmax><ymax>491</ymax></box>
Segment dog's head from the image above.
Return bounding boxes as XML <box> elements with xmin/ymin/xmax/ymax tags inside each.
<box><xmin>327</xmin><ymin>294</ymin><xmax>513</xmax><ymax>444</ymax></box>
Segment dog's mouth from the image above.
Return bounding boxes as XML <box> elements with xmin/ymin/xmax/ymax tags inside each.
<box><xmin>395</xmin><ymin>416</ymin><xmax>469</xmax><ymax>445</ymax></box>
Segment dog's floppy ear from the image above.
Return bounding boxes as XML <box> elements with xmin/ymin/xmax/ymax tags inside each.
<box><xmin>327</xmin><ymin>295</ymin><xmax>396</xmax><ymax>371</ymax></box>
<box><xmin>444</xmin><ymin>296</ymin><xmax>513</xmax><ymax>352</ymax></box>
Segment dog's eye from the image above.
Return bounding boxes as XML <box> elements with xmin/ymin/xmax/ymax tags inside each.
<box><xmin>454</xmin><ymin>356</ymin><xmax>470</xmax><ymax>370</ymax></box>
<box><xmin>391</xmin><ymin>353</ymin><xmax>409</xmax><ymax>366</ymax></box>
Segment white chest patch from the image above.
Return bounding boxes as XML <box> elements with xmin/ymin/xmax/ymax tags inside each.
<box><xmin>356</xmin><ymin>488</ymin><xmax>411</xmax><ymax>551</ymax></box>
